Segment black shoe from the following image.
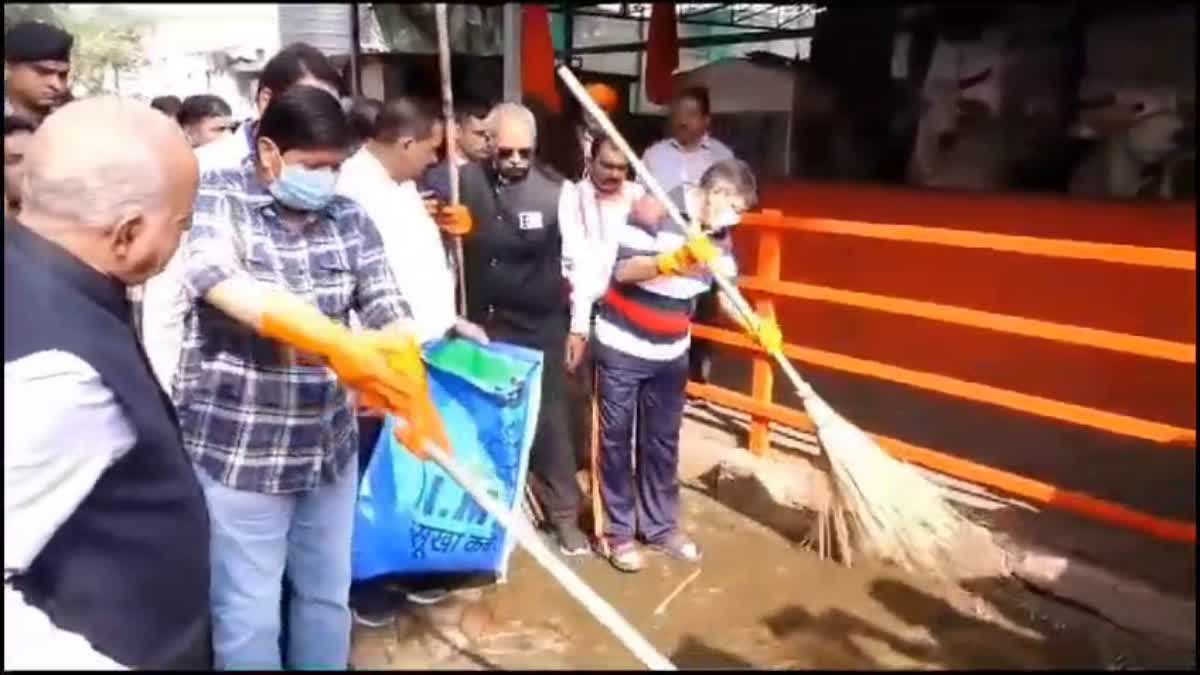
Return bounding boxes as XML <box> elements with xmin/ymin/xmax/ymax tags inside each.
<box><xmin>554</xmin><ymin>522</ymin><xmax>592</xmax><ymax>557</ymax></box>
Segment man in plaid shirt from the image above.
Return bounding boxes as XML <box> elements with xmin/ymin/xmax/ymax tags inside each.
<box><xmin>175</xmin><ymin>158</ymin><xmax>408</xmax><ymax>493</ymax></box>
<box><xmin>172</xmin><ymin>85</ymin><xmax>442</xmax><ymax>669</ymax></box>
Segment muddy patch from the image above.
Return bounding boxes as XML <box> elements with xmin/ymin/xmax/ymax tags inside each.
<box><xmin>352</xmin><ymin>484</ymin><xmax>1192</xmax><ymax>670</ymax></box>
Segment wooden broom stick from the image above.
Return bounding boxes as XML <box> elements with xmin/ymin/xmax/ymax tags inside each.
<box><xmin>435</xmin><ymin>4</ymin><xmax>468</xmax><ymax>317</ymax></box>
<box><xmin>589</xmin><ymin>366</ymin><xmax>606</xmax><ymax>553</ymax></box>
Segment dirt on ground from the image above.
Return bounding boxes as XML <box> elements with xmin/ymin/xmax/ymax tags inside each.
<box><xmin>350</xmin><ymin>406</ymin><xmax>1196</xmax><ymax>671</ymax></box>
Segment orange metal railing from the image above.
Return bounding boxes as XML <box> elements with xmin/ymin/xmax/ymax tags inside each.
<box><xmin>686</xmin><ymin>208</ymin><xmax>1197</xmax><ymax>544</ymax></box>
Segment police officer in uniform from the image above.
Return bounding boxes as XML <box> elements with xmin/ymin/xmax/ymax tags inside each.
<box><xmin>456</xmin><ymin>102</ymin><xmax>590</xmax><ymax>555</ymax></box>
<box><xmin>4</xmin><ymin>21</ymin><xmax>73</xmax><ymax>123</ymax></box>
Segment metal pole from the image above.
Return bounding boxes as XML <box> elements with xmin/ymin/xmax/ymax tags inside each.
<box><xmin>563</xmin><ymin>3</ymin><xmax>576</xmax><ymax>65</ymax></box>
<box><xmin>349</xmin><ymin>3</ymin><xmax>362</xmax><ymax>97</ymax></box>
<box><xmin>561</xmin><ymin>26</ymin><xmax>814</xmax><ymax>57</ymax></box>
<box><xmin>502</xmin><ymin>3</ymin><xmax>522</xmax><ymax>101</ymax></box>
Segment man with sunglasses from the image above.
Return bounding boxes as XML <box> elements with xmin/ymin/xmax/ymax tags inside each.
<box><xmin>455</xmin><ymin>102</ymin><xmax>590</xmax><ymax>555</ymax></box>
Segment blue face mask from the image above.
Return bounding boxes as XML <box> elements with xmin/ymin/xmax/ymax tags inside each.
<box><xmin>268</xmin><ymin>162</ymin><xmax>338</xmax><ymax>212</ymax></box>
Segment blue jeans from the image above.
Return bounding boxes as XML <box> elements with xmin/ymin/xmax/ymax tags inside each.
<box><xmin>195</xmin><ymin>454</ymin><xmax>358</xmax><ymax>670</ymax></box>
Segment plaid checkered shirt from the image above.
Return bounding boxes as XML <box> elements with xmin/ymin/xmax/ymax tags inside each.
<box><xmin>174</xmin><ymin>159</ymin><xmax>410</xmax><ymax>494</ymax></box>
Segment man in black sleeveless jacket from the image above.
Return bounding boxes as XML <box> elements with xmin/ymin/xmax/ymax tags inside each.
<box><xmin>4</xmin><ymin>97</ymin><xmax>211</xmax><ymax>669</ymax></box>
<box><xmin>457</xmin><ymin>102</ymin><xmax>590</xmax><ymax>555</ymax></box>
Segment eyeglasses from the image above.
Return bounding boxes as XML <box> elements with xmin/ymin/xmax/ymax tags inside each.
<box><xmin>496</xmin><ymin>147</ymin><xmax>532</xmax><ymax>160</ymax></box>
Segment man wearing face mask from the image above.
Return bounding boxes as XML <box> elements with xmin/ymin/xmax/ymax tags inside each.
<box><xmin>592</xmin><ymin>159</ymin><xmax>781</xmax><ymax>573</ymax></box>
<box><xmin>457</xmin><ymin>102</ymin><xmax>590</xmax><ymax>556</ymax></box>
<box><xmin>174</xmin><ymin>85</ymin><xmax>445</xmax><ymax>669</ymax></box>
<box><xmin>5</xmin><ymin>97</ymin><xmax>209</xmax><ymax>670</ymax></box>
<box><xmin>141</xmin><ymin>42</ymin><xmax>344</xmax><ymax>393</ymax></box>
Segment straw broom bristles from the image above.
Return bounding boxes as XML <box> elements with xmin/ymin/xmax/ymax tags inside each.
<box><xmin>799</xmin><ymin>384</ymin><xmax>994</xmax><ymax>579</ymax></box>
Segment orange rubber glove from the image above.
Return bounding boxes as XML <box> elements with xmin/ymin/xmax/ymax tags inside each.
<box><xmin>260</xmin><ymin>298</ymin><xmax>352</xmax><ymax>359</ymax></box>
<box><xmin>260</xmin><ymin>300</ymin><xmax>449</xmax><ymax>459</ymax></box>
<box><xmin>429</xmin><ymin>203</ymin><xmax>473</xmax><ymax>237</ymax></box>
<box><xmin>656</xmin><ymin>233</ymin><xmax>721</xmax><ymax>276</ymax></box>
<box><xmin>358</xmin><ymin>332</ymin><xmax>452</xmax><ymax>460</ymax></box>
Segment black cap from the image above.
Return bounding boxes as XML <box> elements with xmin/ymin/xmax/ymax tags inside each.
<box><xmin>4</xmin><ymin>21</ymin><xmax>74</xmax><ymax>64</ymax></box>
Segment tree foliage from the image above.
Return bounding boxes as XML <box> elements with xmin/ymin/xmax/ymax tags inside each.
<box><xmin>4</xmin><ymin>3</ymin><xmax>148</xmax><ymax>96</ymax></box>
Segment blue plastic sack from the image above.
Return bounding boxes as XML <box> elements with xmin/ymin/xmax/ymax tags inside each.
<box><xmin>351</xmin><ymin>338</ymin><xmax>542</xmax><ymax>582</ymax></box>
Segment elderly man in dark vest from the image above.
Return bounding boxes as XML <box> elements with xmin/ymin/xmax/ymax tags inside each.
<box><xmin>4</xmin><ymin>97</ymin><xmax>209</xmax><ymax>669</ymax></box>
<box><xmin>457</xmin><ymin>101</ymin><xmax>591</xmax><ymax>555</ymax></box>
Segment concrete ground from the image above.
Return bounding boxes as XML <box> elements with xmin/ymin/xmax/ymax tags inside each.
<box><xmin>350</xmin><ymin>403</ymin><xmax>1196</xmax><ymax>671</ymax></box>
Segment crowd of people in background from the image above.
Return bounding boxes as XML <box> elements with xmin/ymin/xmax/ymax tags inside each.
<box><xmin>5</xmin><ymin>16</ymin><xmax>781</xmax><ymax>671</ymax></box>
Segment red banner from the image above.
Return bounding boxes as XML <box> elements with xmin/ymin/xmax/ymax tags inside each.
<box><xmin>521</xmin><ymin>5</ymin><xmax>562</xmax><ymax>113</ymax></box>
<box><xmin>645</xmin><ymin>3</ymin><xmax>679</xmax><ymax>105</ymax></box>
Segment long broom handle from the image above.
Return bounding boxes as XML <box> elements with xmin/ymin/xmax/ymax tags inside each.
<box><xmin>424</xmin><ymin>444</ymin><xmax>677</xmax><ymax>671</ymax></box>
<box><xmin>556</xmin><ymin>67</ymin><xmax>818</xmax><ymax>402</ymax></box>
<box><xmin>435</xmin><ymin>4</ymin><xmax>469</xmax><ymax>317</ymax></box>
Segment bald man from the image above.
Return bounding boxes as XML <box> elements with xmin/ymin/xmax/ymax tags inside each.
<box><xmin>4</xmin><ymin>97</ymin><xmax>211</xmax><ymax>669</ymax></box>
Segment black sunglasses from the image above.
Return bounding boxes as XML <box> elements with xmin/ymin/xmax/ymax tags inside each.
<box><xmin>497</xmin><ymin>147</ymin><xmax>533</xmax><ymax>160</ymax></box>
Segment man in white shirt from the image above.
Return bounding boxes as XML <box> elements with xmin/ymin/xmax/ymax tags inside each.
<box><xmin>335</xmin><ymin>95</ymin><xmax>485</xmax><ymax>624</ymax></box>
<box><xmin>337</xmin><ymin>96</ymin><xmax>485</xmax><ymax>346</ymax></box>
<box><xmin>640</xmin><ymin>86</ymin><xmax>735</xmax><ymax>195</ymax></box>
<box><xmin>559</xmin><ymin>135</ymin><xmax>646</xmax><ymax>362</ymax></box>
<box><xmin>640</xmin><ymin>85</ymin><xmax>736</xmax><ymax>389</ymax></box>
<box><xmin>140</xmin><ymin>43</ymin><xmax>343</xmax><ymax>391</ymax></box>
<box><xmin>558</xmin><ymin>134</ymin><xmax>645</xmax><ymax>471</ymax></box>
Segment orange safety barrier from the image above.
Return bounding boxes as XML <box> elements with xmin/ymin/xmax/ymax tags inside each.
<box><xmin>689</xmin><ymin>202</ymin><xmax>1197</xmax><ymax>544</ymax></box>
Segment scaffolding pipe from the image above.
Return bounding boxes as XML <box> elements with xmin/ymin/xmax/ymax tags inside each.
<box><xmin>503</xmin><ymin>3</ymin><xmax>522</xmax><ymax>101</ymax></box>
<box><xmin>349</xmin><ymin>3</ymin><xmax>362</xmax><ymax>97</ymax></box>
<box><xmin>561</xmin><ymin>26</ymin><xmax>814</xmax><ymax>56</ymax></box>
<box><xmin>563</xmin><ymin>3</ymin><xmax>576</xmax><ymax>64</ymax></box>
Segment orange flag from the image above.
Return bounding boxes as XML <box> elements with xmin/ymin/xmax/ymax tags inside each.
<box><xmin>521</xmin><ymin>5</ymin><xmax>562</xmax><ymax>113</ymax></box>
<box><xmin>645</xmin><ymin>2</ymin><xmax>679</xmax><ymax>105</ymax></box>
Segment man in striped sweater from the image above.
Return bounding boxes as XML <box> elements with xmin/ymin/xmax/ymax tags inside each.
<box><xmin>593</xmin><ymin>159</ymin><xmax>781</xmax><ymax>572</ymax></box>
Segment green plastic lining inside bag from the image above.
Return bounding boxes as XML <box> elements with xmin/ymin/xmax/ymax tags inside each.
<box><xmin>424</xmin><ymin>339</ymin><xmax>536</xmax><ymax>397</ymax></box>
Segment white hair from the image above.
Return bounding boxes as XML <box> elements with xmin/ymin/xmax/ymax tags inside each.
<box><xmin>488</xmin><ymin>102</ymin><xmax>537</xmax><ymax>144</ymax></box>
<box><xmin>20</xmin><ymin>96</ymin><xmax>178</xmax><ymax>232</ymax></box>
